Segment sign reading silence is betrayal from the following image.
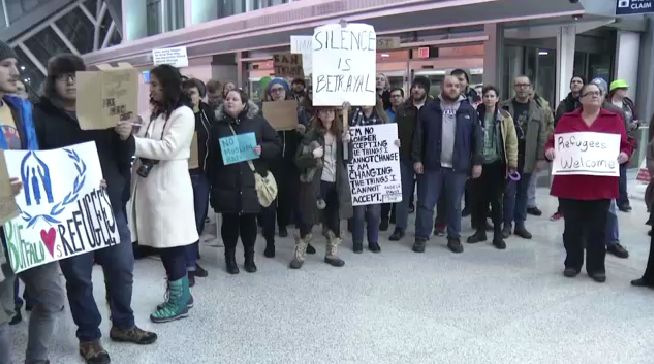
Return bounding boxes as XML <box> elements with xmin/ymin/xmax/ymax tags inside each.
<box><xmin>347</xmin><ymin>124</ymin><xmax>402</xmax><ymax>205</ymax></box>
<box><xmin>3</xmin><ymin>142</ymin><xmax>120</xmax><ymax>273</ymax></box>
<box><xmin>219</xmin><ymin>132</ymin><xmax>259</xmax><ymax>165</ymax></box>
<box><xmin>552</xmin><ymin>132</ymin><xmax>621</xmax><ymax>176</ymax></box>
<box><xmin>312</xmin><ymin>23</ymin><xmax>377</xmax><ymax>106</ymax></box>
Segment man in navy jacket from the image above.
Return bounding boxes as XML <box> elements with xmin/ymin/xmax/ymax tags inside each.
<box><xmin>412</xmin><ymin>75</ymin><xmax>482</xmax><ymax>254</ymax></box>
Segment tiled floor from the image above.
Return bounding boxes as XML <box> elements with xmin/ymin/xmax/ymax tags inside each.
<box><xmin>7</xmin><ymin>186</ymin><xmax>654</xmax><ymax>364</ymax></box>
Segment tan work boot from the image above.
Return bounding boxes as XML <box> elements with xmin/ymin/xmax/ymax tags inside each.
<box><xmin>79</xmin><ymin>340</ymin><xmax>110</xmax><ymax>364</ymax></box>
<box><xmin>289</xmin><ymin>234</ymin><xmax>310</xmax><ymax>269</ymax></box>
<box><xmin>324</xmin><ymin>230</ymin><xmax>345</xmax><ymax>267</ymax></box>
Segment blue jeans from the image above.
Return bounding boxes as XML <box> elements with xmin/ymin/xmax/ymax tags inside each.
<box><xmin>503</xmin><ymin>173</ymin><xmax>532</xmax><ymax>228</ymax></box>
<box><xmin>185</xmin><ymin>173</ymin><xmax>210</xmax><ymax>270</ymax></box>
<box><xmin>605</xmin><ymin>199</ymin><xmax>619</xmax><ymax>246</ymax></box>
<box><xmin>395</xmin><ymin>157</ymin><xmax>415</xmax><ymax>231</ymax></box>
<box><xmin>415</xmin><ymin>168</ymin><xmax>467</xmax><ymax>240</ymax></box>
<box><xmin>618</xmin><ymin>163</ymin><xmax>629</xmax><ymax>207</ymax></box>
<box><xmin>59</xmin><ymin>210</ymin><xmax>135</xmax><ymax>342</ymax></box>
<box><xmin>352</xmin><ymin>204</ymin><xmax>381</xmax><ymax>245</ymax></box>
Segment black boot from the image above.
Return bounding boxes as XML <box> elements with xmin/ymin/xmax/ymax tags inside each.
<box><xmin>225</xmin><ymin>247</ymin><xmax>239</xmax><ymax>275</ymax></box>
<box><xmin>263</xmin><ymin>239</ymin><xmax>275</xmax><ymax>258</ymax></box>
<box><xmin>244</xmin><ymin>245</ymin><xmax>257</xmax><ymax>273</ymax></box>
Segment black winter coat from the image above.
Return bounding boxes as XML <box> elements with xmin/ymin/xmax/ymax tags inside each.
<box><xmin>192</xmin><ymin>101</ymin><xmax>215</xmax><ymax>173</ymax></box>
<box><xmin>208</xmin><ymin>103</ymin><xmax>281</xmax><ymax>215</ymax></box>
<box><xmin>33</xmin><ymin>97</ymin><xmax>135</xmax><ymax>212</ymax></box>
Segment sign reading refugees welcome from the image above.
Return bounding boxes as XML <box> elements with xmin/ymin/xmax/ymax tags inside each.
<box><xmin>3</xmin><ymin>142</ymin><xmax>120</xmax><ymax>273</ymax></box>
<box><xmin>311</xmin><ymin>23</ymin><xmax>377</xmax><ymax>106</ymax></box>
<box><xmin>552</xmin><ymin>132</ymin><xmax>621</xmax><ymax>176</ymax></box>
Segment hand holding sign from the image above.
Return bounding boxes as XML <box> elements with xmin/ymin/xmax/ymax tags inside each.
<box><xmin>618</xmin><ymin>152</ymin><xmax>629</xmax><ymax>164</ymax></box>
<box><xmin>545</xmin><ymin>147</ymin><xmax>555</xmax><ymax>161</ymax></box>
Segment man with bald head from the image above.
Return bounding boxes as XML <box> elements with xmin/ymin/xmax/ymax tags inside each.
<box><xmin>500</xmin><ymin>75</ymin><xmax>547</xmax><ymax>240</ymax></box>
<box><xmin>412</xmin><ymin>75</ymin><xmax>482</xmax><ymax>254</ymax></box>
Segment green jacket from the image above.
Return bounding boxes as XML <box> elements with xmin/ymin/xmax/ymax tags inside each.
<box><xmin>535</xmin><ymin>96</ymin><xmax>555</xmax><ymax>137</ymax></box>
<box><xmin>500</xmin><ymin>98</ymin><xmax>547</xmax><ymax>174</ymax></box>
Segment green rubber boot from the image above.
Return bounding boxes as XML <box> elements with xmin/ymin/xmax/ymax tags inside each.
<box><xmin>150</xmin><ymin>276</ymin><xmax>191</xmax><ymax>324</ymax></box>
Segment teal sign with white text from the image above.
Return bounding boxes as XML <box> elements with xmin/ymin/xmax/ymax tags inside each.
<box><xmin>616</xmin><ymin>0</ymin><xmax>654</xmax><ymax>14</ymax></box>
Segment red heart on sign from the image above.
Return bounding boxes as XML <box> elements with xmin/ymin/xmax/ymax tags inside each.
<box><xmin>40</xmin><ymin>228</ymin><xmax>56</xmax><ymax>258</ymax></box>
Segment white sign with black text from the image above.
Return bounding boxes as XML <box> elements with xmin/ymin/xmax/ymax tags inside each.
<box><xmin>152</xmin><ymin>46</ymin><xmax>189</xmax><ymax>68</ymax></box>
<box><xmin>552</xmin><ymin>132</ymin><xmax>621</xmax><ymax>176</ymax></box>
<box><xmin>347</xmin><ymin>124</ymin><xmax>402</xmax><ymax>206</ymax></box>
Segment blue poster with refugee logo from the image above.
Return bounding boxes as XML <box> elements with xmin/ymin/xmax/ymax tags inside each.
<box><xmin>3</xmin><ymin>141</ymin><xmax>120</xmax><ymax>273</ymax></box>
<box><xmin>219</xmin><ymin>132</ymin><xmax>259</xmax><ymax>165</ymax></box>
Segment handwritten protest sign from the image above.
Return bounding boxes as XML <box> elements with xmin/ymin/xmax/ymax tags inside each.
<box><xmin>76</xmin><ymin>63</ymin><xmax>138</xmax><ymax>130</ymax></box>
<box><xmin>3</xmin><ymin>142</ymin><xmax>120</xmax><ymax>273</ymax></box>
<box><xmin>0</xmin><ymin>151</ymin><xmax>19</xmax><ymax>225</ymax></box>
<box><xmin>262</xmin><ymin>100</ymin><xmax>299</xmax><ymax>131</ymax></box>
<box><xmin>312</xmin><ymin>23</ymin><xmax>377</xmax><ymax>106</ymax></box>
<box><xmin>219</xmin><ymin>132</ymin><xmax>259</xmax><ymax>165</ymax></box>
<box><xmin>552</xmin><ymin>132</ymin><xmax>621</xmax><ymax>176</ymax></box>
<box><xmin>152</xmin><ymin>46</ymin><xmax>189</xmax><ymax>68</ymax></box>
<box><xmin>273</xmin><ymin>53</ymin><xmax>304</xmax><ymax>79</ymax></box>
<box><xmin>188</xmin><ymin>133</ymin><xmax>199</xmax><ymax>169</ymax></box>
<box><xmin>347</xmin><ymin>124</ymin><xmax>402</xmax><ymax>205</ymax></box>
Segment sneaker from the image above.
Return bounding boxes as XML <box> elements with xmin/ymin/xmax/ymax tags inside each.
<box><xmin>306</xmin><ymin>243</ymin><xmax>316</xmax><ymax>255</ymax></box>
<box><xmin>110</xmin><ymin>326</ymin><xmax>157</xmax><ymax>345</ymax></box>
<box><xmin>563</xmin><ymin>267</ymin><xmax>580</xmax><ymax>277</ymax></box>
<box><xmin>631</xmin><ymin>277</ymin><xmax>654</xmax><ymax>288</ymax></box>
<box><xmin>527</xmin><ymin>206</ymin><xmax>542</xmax><ymax>216</ymax></box>
<box><xmin>589</xmin><ymin>272</ymin><xmax>606</xmax><ymax>283</ymax></box>
<box><xmin>492</xmin><ymin>238</ymin><xmax>506</xmax><ymax>250</ymax></box>
<box><xmin>389</xmin><ymin>228</ymin><xmax>405</xmax><ymax>241</ymax></box>
<box><xmin>513</xmin><ymin>226</ymin><xmax>532</xmax><ymax>239</ymax></box>
<box><xmin>607</xmin><ymin>243</ymin><xmax>629</xmax><ymax>259</ymax></box>
<box><xmin>412</xmin><ymin>239</ymin><xmax>426</xmax><ymax>253</ymax></box>
<box><xmin>79</xmin><ymin>340</ymin><xmax>111</xmax><ymax>364</ymax></box>
<box><xmin>501</xmin><ymin>225</ymin><xmax>512</xmax><ymax>239</ymax></box>
<box><xmin>279</xmin><ymin>226</ymin><xmax>288</xmax><ymax>238</ymax></box>
<box><xmin>466</xmin><ymin>230</ymin><xmax>487</xmax><ymax>244</ymax></box>
<box><xmin>379</xmin><ymin>219</ymin><xmax>389</xmax><ymax>232</ymax></box>
<box><xmin>368</xmin><ymin>242</ymin><xmax>381</xmax><ymax>253</ymax></box>
<box><xmin>550</xmin><ymin>212</ymin><xmax>563</xmax><ymax>221</ymax></box>
<box><xmin>194</xmin><ymin>263</ymin><xmax>208</xmax><ymax>278</ymax></box>
<box><xmin>353</xmin><ymin>242</ymin><xmax>363</xmax><ymax>254</ymax></box>
<box><xmin>447</xmin><ymin>238</ymin><xmax>464</xmax><ymax>254</ymax></box>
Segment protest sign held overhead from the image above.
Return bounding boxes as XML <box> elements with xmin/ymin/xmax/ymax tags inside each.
<box><xmin>219</xmin><ymin>132</ymin><xmax>259</xmax><ymax>165</ymax></box>
<box><xmin>347</xmin><ymin>124</ymin><xmax>402</xmax><ymax>206</ymax></box>
<box><xmin>273</xmin><ymin>53</ymin><xmax>304</xmax><ymax>79</ymax></box>
<box><xmin>262</xmin><ymin>100</ymin><xmax>300</xmax><ymax>131</ymax></box>
<box><xmin>552</xmin><ymin>132</ymin><xmax>621</xmax><ymax>176</ymax></box>
<box><xmin>3</xmin><ymin>142</ymin><xmax>120</xmax><ymax>273</ymax></box>
<box><xmin>312</xmin><ymin>23</ymin><xmax>377</xmax><ymax>106</ymax></box>
<box><xmin>76</xmin><ymin>63</ymin><xmax>138</xmax><ymax>130</ymax></box>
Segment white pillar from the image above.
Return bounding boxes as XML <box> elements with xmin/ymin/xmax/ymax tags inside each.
<box><xmin>615</xmin><ymin>30</ymin><xmax>641</xmax><ymax>100</ymax></box>
<box><xmin>556</xmin><ymin>25</ymin><xmax>576</xmax><ymax>104</ymax></box>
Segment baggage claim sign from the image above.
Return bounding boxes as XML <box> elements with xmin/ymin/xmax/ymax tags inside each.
<box><xmin>617</xmin><ymin>0</ymin><xmax>654</xmax><ymax>14</ymax></box>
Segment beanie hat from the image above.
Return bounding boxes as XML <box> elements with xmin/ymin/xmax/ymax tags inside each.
<box><xmin>47</xmin><ymin>54</ymin><xmax>86</xmax><ymax>78</ymax></box>
<box><xmin>590</xmin><ymin>77</ymin><xmax>608</xmax><ymax>94</ymax></box>
<box><xmin>267</xmin><ymin>77</ymin><xmax>290</xmax><ymax>95</ymax></box>
<box><xmin>0</xmin><ymin>41</ymin><xmax>17</xmax><ymax>62</ymax></box>
<box><xmin>291</xmin><ymin>78</ymin><xmax>305</xmax><ymax>87</ymax></box>
<box><xmin>609</xmin><ymin>79</ymin><xmax>629</xmax><ymax>92</ymax></box>
<box><xmin>411</xmin><ymin>76</ymin><xmax>431</xmax><ymax>92</ymax></box>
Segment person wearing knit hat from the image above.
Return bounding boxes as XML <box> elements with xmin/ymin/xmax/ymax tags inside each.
<box><xmin>0</xmin><ymin>40</ymin><xmax>68</xmax><ymax>364</ymax></box>
<box><xmin>387</xmin><ymin>76</ymin><xmax>432</xmax><ymax>242</ymax></box>
<box><xmin>33</xmin><ymin>53</ymin><xmax>157</xmax><ymax>363</ymax></box>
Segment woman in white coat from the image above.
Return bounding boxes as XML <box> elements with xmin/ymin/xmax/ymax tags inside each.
<box><xmin>127</xmin><ymin>64</ymin><xmax>197</xmax><ymax>323</ymax></box>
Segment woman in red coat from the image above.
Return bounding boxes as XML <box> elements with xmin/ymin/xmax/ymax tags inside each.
<box><xmin>544</xmin><ymin>84</ymin><xmax>630</xmax><ymax>282</ymax></box>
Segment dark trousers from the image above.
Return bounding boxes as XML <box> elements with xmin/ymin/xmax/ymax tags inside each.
<box><xmin>503</xmin><ymin>172</ymin><xmax>532</xmax><ymax>228</ymax></box>
<box><xmin>471</xmin><ymin>162</ymin><xmax>504</xmax><ymax>236</ymax></box>
<box><xmin>160</xmin><ymin>245</ymin><xmax>187</xmax><ymax>281</ymax></box>
<box><xmin>259</xmin><ymin>203</ymin><xmax>277</xmax><ymax>243</ymax></box>
<box><xmin>415</xmin><ymin>168</ymin><xmax>467</xmax><ymax>240</ymax></box>
<box><xmin>560</xmin><ymin>199</ymin><xmax>610</xmax><ymax>274</ymax></box>
<box><xmin>222</xmin><ymin>213</ymin><xmax>258</xmax><ymax>258</ymax></box>
<box><xmin>58</xmin><ymin>210</ymin><xmax>134</xmax><ymax>342</ymax></box>
<box><xmin>618</xmin><ymin>163</ymin><xmax>629</xmax><ymax>207</ymax></box>
<box><xmin>185</xmin><ymin>172</ymin><xmax>210</xmax><ymax>270</ymax></box>
<box><xmin>301</xmin><ymin>181</ymin><xmax>340</xmax><ymax>238</ymax></box>
<box><xmin>643</xmin><ymin>217</ymin><xmax>654</xmax><ymax>282</ymax></box>
<box><xmin>380</xmin><ymin>203</ymin><xmax>394</xmax><ymax>223</ymax></box>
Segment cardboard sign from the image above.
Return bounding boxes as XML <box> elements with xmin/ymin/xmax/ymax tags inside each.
<box><xmin>76</xmin><ymin>63</ymin><xmax>138</xmax><ymax>130</ymax></box>
<box><xmin>3</xmin><ymin>142</ymin><xmax>120</xmax><ymax>273</ymax></box>
<box><xmin>273</xmin><ymin>53</ymin><xmax>304</xmax><ymax>79</ymax></box>
<box><xmin>0</xmin><ymin>151</ymin><xmax>19</xmax><ymax>225</ymax></box>
<box><xmin>188</xmin><ymin>133</ymin><xmax>199</xmax><ymax>169</ymax></box>
<box><xmin>262</xmin><ymin>100</ymin><xmax>299</xmax><ymax>131</ymax></box>
<box><xmin>552</xmin><ymin>132</ymin><xmax>621</xmax><ymax>176</ymax></box>
<box><xmin>347</xmin><ymin>124</ymin><xmax>402</xmax><ymax>205</ymax></box>
<box><xmin>219</xmin><ymin>132</ymin><xmax>259</xmax><ymax>165</ymax></box>
<box><xmin>312</xmin><ymin>23</ymin><xmax>377</xmax><ymax>106</ymax></box>
<box><xmin>152</xmin><ymin>46</ymin><xmax>189</xmax><ymax>68</ymax></box>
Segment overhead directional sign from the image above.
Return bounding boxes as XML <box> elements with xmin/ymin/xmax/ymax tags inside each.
<box><xmin>616</xmin><ymin>0</ymin><xmax>654</xmax><ymax>14</ymax></box>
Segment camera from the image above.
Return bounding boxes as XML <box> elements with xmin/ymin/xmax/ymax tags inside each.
<box><xmin>136</xmin><ymin>158</ymin><xmax>159</xmax><ymax>178</ymax></box>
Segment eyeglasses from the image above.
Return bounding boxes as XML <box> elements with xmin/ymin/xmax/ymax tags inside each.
<box><xmin>582</xmin><ymin>91</ymin><xmax>601</xmax><ymax>98</ymax></box>
<box><xmin>56</xmin><ymin>73</ymin><xmax>75</xmax><ymax>82</ymax></box>
<box><xmin>270</xmin><ymin>87</ymin><xmax>285</xmax><ymax>94</ymax></box>
<box><xmin>514</xmin><ymin>84</ymin><xmax>531</xmax><ymax>89</ymax></box>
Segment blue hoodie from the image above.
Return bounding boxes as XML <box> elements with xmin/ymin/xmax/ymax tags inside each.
<box><xmin>1</xmin><ymin>95</ymin><xmax>39</xmax><ymax>150</ymax></box>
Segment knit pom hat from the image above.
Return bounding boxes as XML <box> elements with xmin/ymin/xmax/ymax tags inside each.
<box><xmin>0</xmin><ymin>41</ymin><xmax>17</xmax><ymax>62</ymax></box>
